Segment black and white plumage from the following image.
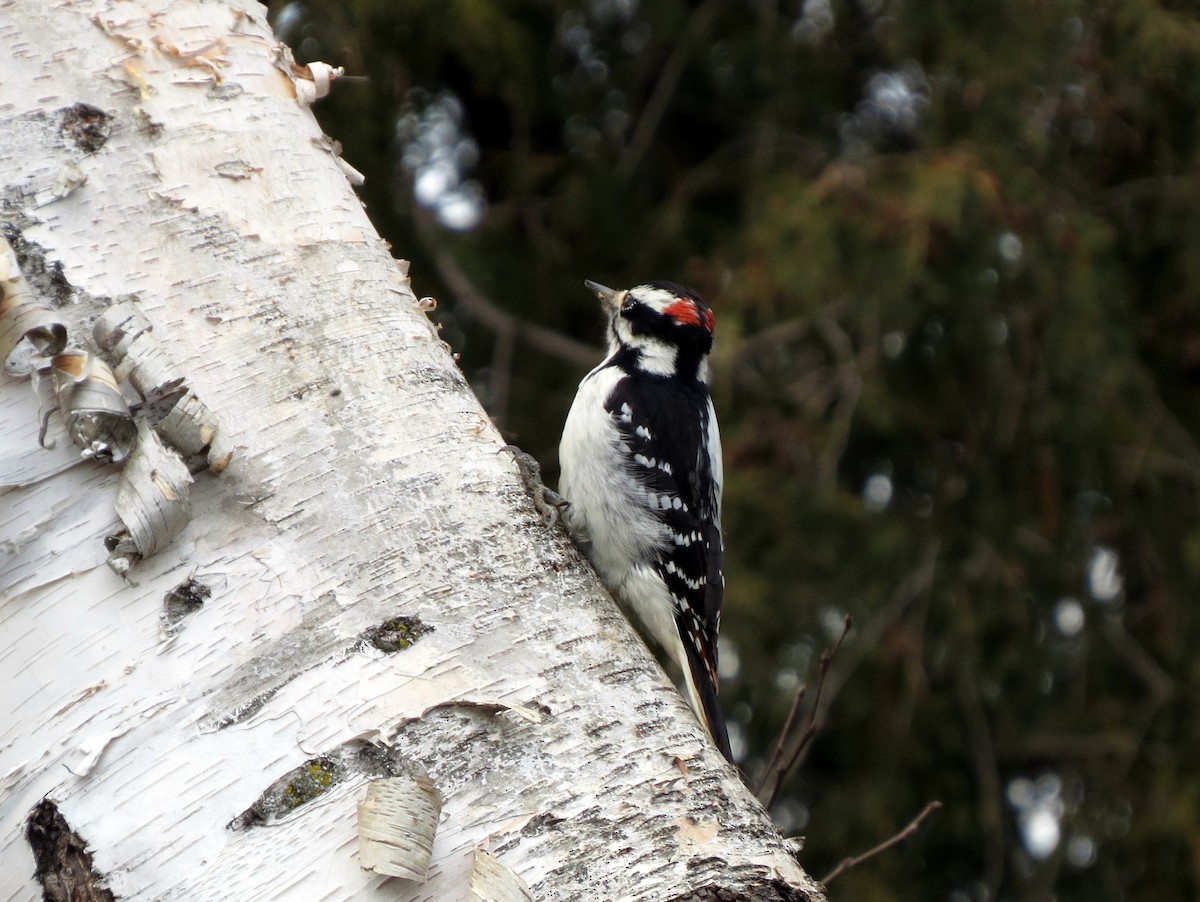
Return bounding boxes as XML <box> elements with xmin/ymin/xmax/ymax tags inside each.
<box><xmin>558</xmin><ymin>279</ymin><xmax>731</xmax><ymax>761</ymax></box>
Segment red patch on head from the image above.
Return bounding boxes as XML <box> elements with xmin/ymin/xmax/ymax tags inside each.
<box><xmin>665</xmin><ymin>299</ymin><xmax>711</xmax><ymax>331</ymax></box>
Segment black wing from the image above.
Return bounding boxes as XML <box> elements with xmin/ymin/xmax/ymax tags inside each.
<box><xmin>605</xmin><ymin>374</ymin><xmax>731</xmax><ymax>759</ymax></box>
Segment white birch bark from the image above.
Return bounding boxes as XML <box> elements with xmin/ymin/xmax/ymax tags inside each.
<box><xmin>0</xmin><ymin>2</ymin><xmax>826</xmax><ymax>900</ymax></box>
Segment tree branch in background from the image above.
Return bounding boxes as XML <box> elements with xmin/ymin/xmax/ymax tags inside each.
<box><xmin>723</xmin><ymin>300</ymin><xmax>848</xmax><ymax>408</ymax></box>
<box><xmin>758</xmin><ymin>684</ymin><xmax>807</xmax><ymax>797</ymax></box>
<box><xmin>1101</xmin><ymin>615</ymin><xmax>1175</xmax><ymax>786</ymax></box>
<box><xmin>728</xmin><ymin>319</ymin><xmax>811</xmax><ymax>366</ymax></box>
<box><xmin>819</xmin><ymin>801</ymin><xmax>943</xmax><ymax>886</ymax></box>
<box><xmin>756</xmin><ymin>541</ymin><xmax>941</xmax><ymax>811</ymax></box>
<box><xmin>415</xmin><ymin>210</ymin><xmax>599</xmax><ymax>373</ymax></box>
<box><xmin>619</xmin><ymin>0</ymin><xmax>723</xmax><ymax>177</ymax></box>
<box><xmin>755</xmin><ymin>615</ymin><xmax>853</xmax><ymax>809</ymax></box>
<box><xmin>956</xmin><ymin>662</ymin><xmax>1005</xmax><ymax>895</ymax></box>
<box><xmin>812</xmin><ymin>314</ymin><xmax>868</xmax><ymax>497</ymax></box>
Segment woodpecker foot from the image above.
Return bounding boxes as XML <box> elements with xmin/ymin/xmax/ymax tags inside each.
<box><xmin>502</xmin><ymin>445</ymin><xmax>570</xmax><ymax>528</ymax></box>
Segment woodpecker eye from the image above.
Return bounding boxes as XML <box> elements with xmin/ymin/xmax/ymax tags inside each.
<box><xmin>620</xmin><ymin>297</ymin><xmax>636</xmax><ymax>314</ymax></box>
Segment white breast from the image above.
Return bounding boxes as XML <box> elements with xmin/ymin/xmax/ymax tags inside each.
<box><xmin>558</xmin><ymin>364</ymin><xmax>670</xmax><ymax>591</ymax></box>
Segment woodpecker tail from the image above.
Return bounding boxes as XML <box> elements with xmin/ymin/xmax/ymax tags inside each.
<box><xmin>680</xmin><ymin>636</ymin><xmax>733</xmax><ymax>762</ymax></box>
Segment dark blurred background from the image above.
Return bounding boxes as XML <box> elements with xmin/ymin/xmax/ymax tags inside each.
<box><xmin>268</xmin><ymin>2</ymin><xmax>1200</xmax><ymax>899</ymax></box>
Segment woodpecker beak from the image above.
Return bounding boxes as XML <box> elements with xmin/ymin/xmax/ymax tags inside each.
<box><xmin>584</xmin><ymin>279</ymin><xmax>620</xmax><ymax>313</ymax></box>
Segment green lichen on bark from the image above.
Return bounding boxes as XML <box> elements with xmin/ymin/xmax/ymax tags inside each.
<box><xmin>230</xmin><ymin>756</ymin><xmax>343</xmax><ymax>829</ymax></box>
<box><xmin>359</xmin><ymin>615</ymin><xmax>431</xmax><ymax>653</ymax></box>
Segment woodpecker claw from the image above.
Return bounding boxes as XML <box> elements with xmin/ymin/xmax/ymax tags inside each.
<box><xmin>502</xmin><ymin>445</ymin><xmax>571</xmax><ymax>529</ymax></box>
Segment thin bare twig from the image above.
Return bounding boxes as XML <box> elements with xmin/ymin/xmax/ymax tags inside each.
<box><xmin>1101</xmin><ymin>616</ymin><xmax>1173</xmax><ymax>706</ymax></box>
<box><xmin>759</xmin><ymin>683</ymin><xmax>808</xmax><ymax>789</ymax></box>
<box><xmin>812</xmin><ymin>312</ymin><xmax>877</xmax><ymax>497</ymax></box>
<box><xmin>956</xmin><ymin>663</ymin><xmax>1004</xmax><ymax>894</ymax></box>
<box><xmin>755</xmin><ymin>615</ymin><xmax>852</xmax><ymax>809</ymax></box>
<box><xmin>727</xmin><ymin>319</ymin><xmax>811</xmax><ymax>365</ymax></box>
<box><xmin>756</xmin><ymin>541</ymin><xmax>941</xmax><ymax>810</ymax></box>
<box><xmin>1100</xmin><ymin>614</ymin><xmax>1175</xmax><ymax>786</ymax></box>
<box><xmin>619</xmin><ymin>0</ymin><xmax>723</xmax><ymax>177</ymax></box>
<box><xmin>820</xmin><ymin>800</ymin><xmax>943</xmax><ymax>885</ymax></box>
<box><xmin>806</xmin><ymin>540</ymin><xmax>941</xmax><ymax>735</ymax></box>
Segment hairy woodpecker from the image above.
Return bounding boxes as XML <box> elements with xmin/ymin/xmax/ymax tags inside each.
<box><xmin>558</xmin><ymin>279</ymin><xmax>731</xmax><ymax>761</ymax></box>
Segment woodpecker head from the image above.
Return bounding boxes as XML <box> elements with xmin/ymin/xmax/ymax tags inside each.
<box><xmin>585</xmin><ymin>279</ymin><xmax>714</xmax><ymax>379</ymax></box>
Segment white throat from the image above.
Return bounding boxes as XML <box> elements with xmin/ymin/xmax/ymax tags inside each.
<box><xmin>610</xmin><ymin>317</ymin><xmax>678</xmax><ymax>376</ymax></box>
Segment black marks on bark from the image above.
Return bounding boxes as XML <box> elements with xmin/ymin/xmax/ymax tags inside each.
<box><xmin>162</xmin><ymin>577</ymin><xmax>212</xmax><ymax>634</ymax></box>
<box><xmin>59</xmin><ymin>104</ymin><xmax>111</xmax><ymax>154</ymax></box>
<box><xmin>26</xmin><ymin>798</ymin><xmax>115</xmax><ymax>902</ymax></box>
<box><xmin>662</xmin><ymin>863</ymin><xmax>822</xmax><ymax>901</ymax></box>
<box><xmin>0</xmin><ymin>226</ymin><xmax>80</xmax><ymax>308</ymax></box>
<box><xmin>518</xmin><ymin>812</ymin><xmax>564</xmax><ymax>837</ymax></box>
<box><xmin>663</xmin><ymin>876</ymin><xmax>820</xmax><ymax>902</ymax></box>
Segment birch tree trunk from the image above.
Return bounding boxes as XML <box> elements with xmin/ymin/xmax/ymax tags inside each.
<box><xmin>0</xmin><ymin>2</ymin><xmax>825</xmax><ymax>900</ymax></box>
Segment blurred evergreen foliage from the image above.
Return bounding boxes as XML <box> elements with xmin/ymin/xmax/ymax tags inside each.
<box><xmin>270</xmin><ymin>1</ymin><xmax>1200</xmax><ymax>898</ymax></box>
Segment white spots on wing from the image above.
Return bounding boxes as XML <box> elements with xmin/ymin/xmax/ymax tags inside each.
<box><xmin>664</xmin><ymin>559</ymin><xmax>705</xmax><ymax>591</ymax></box>
<box><xmin>671</xmin><ymin>530</ymin><xmax>703</xmax><ymax>546</ymax></box>
<box><xmin>633</xmin><ymin>452</ymin><xmax>674</xmax><ymax>476</ymax></box>
<box><xmin>617</xmin><ymin>402</ymin><xmax>633</xmax><ymax>424</ymax></box>
<box><xmin>635</xmin><ymin>425</ymin><xmax>652</xmax><ymax>440</ymax></box>
<box><xmin>644</xmin><ymin>490</ymin><xmax>688</xmax><ymax>513</ymax></box>
<box><xmin>677</xmin><ymin>612</ymin><xmax>717</xmax><ymax>684</ymax></box>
